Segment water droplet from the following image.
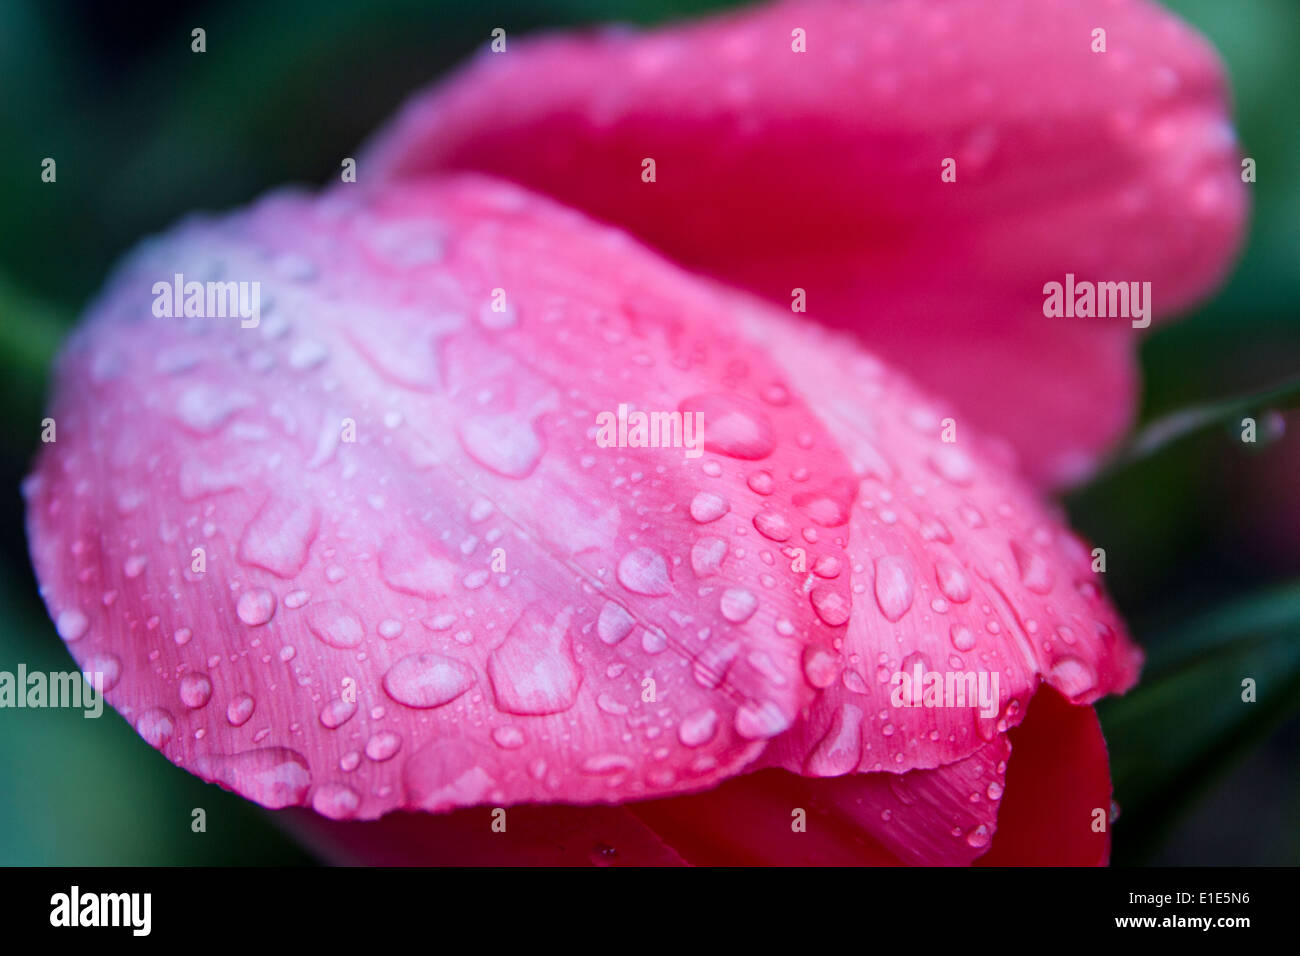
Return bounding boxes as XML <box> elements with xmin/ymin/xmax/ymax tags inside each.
<box><xmin>378</xmin><ymin>534</ymin><xmax>457</xmax><ymax>599</ymax></box>
<box><xmin>690</xmin><ymin>536</ymin><xmax>727</xmax><ymax>577</ymax></box>
<box><xmin>805</xmin><ymin>703</ymin><xmax>863</xmax><ymax>777</ymax></box>
<box><xmin>689</xmin><ymin>491</ymin><xmax>730</xmax><ymax>523</ymax></box>
<box><xmin>935</xmin><ymin>561</ymin><xmax>971</xmax><ymax>603</ymax></box>
<box><xmin>305</xmin><ymin>601</ymin><xmax>365</xmax><ymax>649</ymax></box>
<box><xmin>720</xmin><ymin>588</ymin><xmax>759</xmax><ymax>624</ymax></box>
<box><xmin>236</xmin><ymin>588</ymin><xmax>276</xmax><ymax>626</ymax></box>
<box><xmin>80</xmin><ymin>653</ymin><xmax>121</xmax><ymax>692</ymax></box>
<box><xmin>311</xmin><ymin>783</ymin><xmax>361</xmax><ymax>820</ymax></box>
<box><xmin>677</xmin><ymin>708</ymin><xmax>719</xmax><ymax>747</ymax></box>
<box><xmin>136</xmin><ymin>708</ymin><xmax>174</xmax><ymax>748</ymax></box>
<box><xmin>403</xmin><ymin>740</ymin><xmax>493</xmax><ymax>812</ymax></box>
<box><xmin>458</xmin><ymin>415</ymin><xmax>544</xmax><ymax>478</ymax></box>
<box><xmin>238</xmin><ymin>498</ymin><xmax>319</xmax><ymax>578</ymax></box>
<box><xmin>597</xmin><ymin>601</ymin><xmax>636</xmax><ymax>645</ymax></box>
<box><xmin>802</xmin><ymin>645</ymin><xmax>839</xmax><ymax>689</ymax></box>
<box><xmin>316</xmin><ymin>695</ymin><xmax>357</xmax><ymax>728</ymax></box>
<box><xmin>365</xmin><ymin>731</ymin><xmax>402</xmax><ymax>762</ymax></box>
<box><xmin>194</xmin><ymin>747</ymin><xmax>310</xmax><ymax>809</ymax></box>
<box><xmin>1011</xmin><ymin>542</ymin><xmax>1054</xmax><ymax>594</ymax></box>
<box><xmin>747</xmin><ymin>470</ymin><xmax>775</xmax><ymax>495</ymax></box>
<box><xmin>874</xmin><ymin>555</ymin><xmax>915</xmax><ymax>621</ymax></box>
<box><xmin>227</xmin><ymin>693</ymin><xmax>255</xmax><ymax>726</ymax></box>
<box><xmin>753</xmin><ymin>510</ymin><xmax>793</xmax><ymax>542</ymax></box>
<box><xmin>383</xmin><ymin>653</ymin><xmax>476</xmax><ymax>708</ymax></box>
<box><xmin>793</xmin><ymin>490</ymin><xmax>850</xmax><ymax>527</ymax></box>
<box><xmin>810</xmin><ymin>585</ymin><xmax>851</xmax><ymax>627</ymax></box>
<box><xmin>180</xmin><ymin>672</ymin><xmax>213</xmax><ymax>709</ymax></box>
<box><xmin>56</xmin><ymin>609</ymin><xmax>89</xmax><ymax>642</ymax></box>
<box><xmin>679</xmin><ymin>393</ymin><xmax>775</xmax><ymax>459</ymax></box>
<box><xmin>492</xmin><ymin>725</ymin><xmax>526</xmax><ymax>749</ymax></box>
<box><xmin>735</xmin><ymin>699</ymin><xmax>792</xmax><ymax>740</ymax></box>
<box><xmin>487</xmin><ymin>607</ymin><xmax>581</xmax><ymax>715</ymax></box>
<box><xmin>950</xmin><ymin>624</ymin><xmax>977</xmax><ymax>651</ymax></box>
<box><xmin>1048</xmin><ymin>656</ymin><xmax>1096</xmax><ymax>698</ymax></box>
<box><xmin>616</xmin><ymin>547</ymin><xmax>672</xmax><ymax>596</ymax></box>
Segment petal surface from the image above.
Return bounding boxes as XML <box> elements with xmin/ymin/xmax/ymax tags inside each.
<box><xmin>28</xmin><ymin>174</ymin><xmax>1140</xmax><ymax>840</ymax></box>
<box><xmin>977</xmin><ymin>688</ymin><xmax>1114</xmax><ymax>865</ymax></box>
<box><xmin>282</xmin><ymin>688</ymin><xmax>1105</xmax><ymax>865</ymax></box>
<box><xmin>365</xmin><ymin>0</ymin><xmax>1249</xmax><ymax>485</ymax></box>
<box><xmin>26</xmin><ymin>175</ymin><xmax>860</xmax><ymax>819</ymax></box>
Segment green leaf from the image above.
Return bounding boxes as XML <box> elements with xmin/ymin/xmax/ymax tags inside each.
<box><xmin>1099</xmin><ymin>582</ymin><xmax>1300</xmax><ymax>863</ymax></box>
<box><xmin>1094</xmin><ymin>372</ymin><xmax>1300</xmax><ymax>484</ymax></box>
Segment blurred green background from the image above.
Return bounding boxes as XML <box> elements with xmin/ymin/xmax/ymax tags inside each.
<box><xmin>1</xmin><ymin>0</ymin><xmax>1297</xmax><ymax>865</ymax></box>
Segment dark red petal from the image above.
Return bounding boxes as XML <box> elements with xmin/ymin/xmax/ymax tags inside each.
<box><xmin>977</xmin><ymin>687</ymin><xmax>1114</xmax><ymax>866</ymax></box>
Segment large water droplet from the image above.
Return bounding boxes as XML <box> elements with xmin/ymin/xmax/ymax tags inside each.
<box><xmin>810</xmin><ymin>585</ymin><xmax>851</xmax><ymax>627</ymax></box>
<box><xmin>194</xmin><ymin>747</ymin><xmax>310</xmax><ymax>809</ymax></box>
<box><xmin>238</xmin><ymin>498</ymin><xmax>319</xmax><ymax>578</ymax></box>
<box><xmin>311</xmin><ymin>783</ymin><xmax>361</xmax><ymax>820</ymax></box>
<box><xmin>735</xmin><ymin>699</ymin><xmax>792</xmax><ymax>740</ymax></box>
<box><xmin>458</xmin><ymin>416</ymin><xmax>544</xmax><ymax>478</ymax></box>
<box><xmin>305</xmin><ymin>601</ymin><xmax>365</xmax><ymax>649</ymax></box>
<box><xmin>935</xmin><ymin>561</ymin><xmax>972</xmax><ymax>603</ymax></box>
<box><xmin>227</xmin><ymin>693</ymin><xmax>255</xmax><ymax>726</ymax></box>
<box><xmin>596</xmin><ymin>601</ymin><xmax>636</xmax><ymax>645</ymax></box>
<box><xmin>365</xmin><ymin>731</ymin><xmax>402</xmax><ymax>762</ymax></box>
<box><xmin>487</xmin><ymin>607</ymin><xmax>581</xmax><ymax>715</ymax></box>
<box><xmin>383</xmin><ymin>653</ymin><xmax>476</xmax><ymax>708</ymax></box>
<box><xmin>137</xmin><ymin>708</ymin><xmax>175</xmax><ymax>748</ymax></box>
<box><xmin>689</xmin><ymin>491</ymin><xmax>730</xmax><ymax>523</ymax></box>
<box><xmin>690</xmin><ymin>536</ymin><xmax>726</xmax><ymax>577</ymax></box>
<box><xmin>753</xmin><ymin>510</ymin><xmax>793</xmax><ymax>542</ymax></box>
<box><xmin>378</xmin><ymin>533</ymin><xmax>458</xmax><ymax>599</ymax></box>
<box><xmin>677</xmin><ymin>708</ymin><xmax>719</xmax><ymax>748</ymax></box>
<box><xmin>180</xmin><ymin>672</ymin><xmax>213</xmax><ymax>709</ymax></box>
<box><xmin>1048</xmin><ymin>656</ymin><xmax>1096</xmax><ymax>698</ymax></box>
<box><xmin>56</xmin><ymin>609</ymin><xmax>89</xmax><ymax>643</ymax></box>
<box><xmin>1011</xmin><ymin>542</ymin><xmax>1055</xmax><ymax>595</ymax></box>
<box><xmin>403</xmin><ymin>740</ymin><xmax>493</xmax><ymax>812</ymax></box>
<box><xmin>719</xmin><ymin>588</ymin><xmax>759</xmax><ymax>624</ymax></box>
<box><xmin>319</xmin><ymin>697</ymin><xmax>358</xmax><ymax>728</ymax></box>
<box><xmin>679</xmin><ymin>393</ymin><xmax>775</xmax><ymax>460</ymax></box>
<box><xmin>236</xmin><ymin>588</ymin><xmax>277</xmax><ymax>626</ymax></box>
<box><xmin>805</xmin><ymin>703</ymin><xmax>863</xmax><ymax>777</ymax></box>
<box><xmin>874</xmin><ymin>555</ymin><xmax>915</xmax><ymax>622</ymax></box>
<box><xmin>616</xmin><ymin>547</ymin><xmax>672</xmax><ymax>596</ymax></box>
<box><xmin>80</xmin><ymin>652</ymin><xmax>121</xmax><ymax>692</ymax></box>
<box><xmin>802</xmin><ymin>644</ymin><xmax>839</xmax><ymax>689</ymax></box>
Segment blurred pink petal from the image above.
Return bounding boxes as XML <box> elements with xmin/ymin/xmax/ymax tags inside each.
<box><xmin>365</xmin><ymin>0</ymin><xmax>1249</xmax><ymax>486</ymax></box>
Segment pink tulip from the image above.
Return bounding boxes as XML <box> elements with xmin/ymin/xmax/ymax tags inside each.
<box><xmin>365</xmin><ymin>0</ymin><xmax>1248</xmax><ymax>486</ymax></box>
<box><xmin>26</xmin><ymin>0</ymin><xmax>1246</xmax><ymax>866</ymax></box>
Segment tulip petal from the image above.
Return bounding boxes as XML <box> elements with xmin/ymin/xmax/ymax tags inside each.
<box><xmin>364</xmin><ymin>0</ymin><xmax>1248</xmax><ymax>485</ymax></box>
<box><xmin>27</xmin><ymin>175</ymin><xmax>861</xmax><ymax>819</ymax></box>
<box><xmin>283</xmin><ymin>690</ymin><xmax>1099</xmax><ymax>866</ymax></box>
<box><xmin>977</xmin><ymin>688</ymin><xmax>1113</xmax><ymax>865</ymax></box>
<box><xmin>740</xmin><ymin>312</ymin><xmax>1141</xmax><ymax>776</ymax></box>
